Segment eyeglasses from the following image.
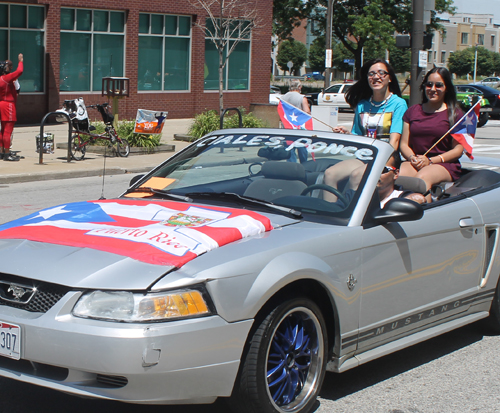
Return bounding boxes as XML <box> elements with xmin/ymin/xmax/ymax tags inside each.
<box><xmin>382</xmin><ymin>166</ymin><xmax>397</xmax><ymax>174</ymax></box>
<box><xmin>424</xmin><ymin>81</ymin><xmax>445</xmax><ymax>89</ymax></box>
<box><xmin>367</xmin><ymin>70</ymin><xmax>389</xmax><ymax>78</ymax></box>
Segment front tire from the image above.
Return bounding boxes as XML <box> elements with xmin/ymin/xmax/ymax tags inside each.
<box><xmin>70</xmin><ymin>134</ymin><xmax>86</xmax><ymax>161</ymax></box>
<box><xmin>230</xmin><ymin>298</ymin><xmax>327</xmax><ymax>413</ymax></box>
<box><xmin>116</xmin><ymin>138</ymin><xmax>130</xmax><ymax>157</ymax></box>
<box><xmin>478</xmin><ymin>111</ymin><xmax>489</xmax><ymax>127</ymax></box>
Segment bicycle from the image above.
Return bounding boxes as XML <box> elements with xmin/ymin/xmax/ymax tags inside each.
<box><xmin>63</xmin><ymin>100</ymin><xmax>130</xmax><ymax>161</ymax></box>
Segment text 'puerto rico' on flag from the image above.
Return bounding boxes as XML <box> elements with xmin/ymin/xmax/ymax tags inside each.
<box><xmin>278</xmin><ymin>99</ymin><xmax>313</xmax><ymax>130</ymax></box>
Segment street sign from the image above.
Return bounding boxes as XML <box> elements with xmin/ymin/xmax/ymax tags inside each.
<box><xmin>344</xmin><ymin>59</ymin><xmax>355</xmax><ymax>65</ymax></box>
<box><xmin>419</xmin><ymin>50</ymin><xmax>428</xmax><ymax>68</ymax></box>
<box><xmin>325</xmin><ymin>49</ymin><xmax>332</xmax><ymax>68</ymax></box>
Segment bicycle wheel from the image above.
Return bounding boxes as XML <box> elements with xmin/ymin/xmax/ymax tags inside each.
<box><xmin>116</xmin><ymin>138</ymin><xmax>130</xmax><ymax>157</ymax></box>
<box><xmin>70</xmin><ymin>134</ymin><xmax>86</xmax><ymax>161</ymax></box>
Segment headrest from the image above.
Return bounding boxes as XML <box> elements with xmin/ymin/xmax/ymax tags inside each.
<box><xmin>395</xmin><ymin>176</ymin><xmax>427</xmax><ymax>194</ymax></box>
<box><xmin>261</xmin><ymin>161</ymin><xmax>306</xmax><ymax>182</ymax></box>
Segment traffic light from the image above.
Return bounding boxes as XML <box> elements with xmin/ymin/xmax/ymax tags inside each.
<box><xmin>423</xmin><ymin>32</ymin><xmax>433</xmax><ymax>50</ymax></box>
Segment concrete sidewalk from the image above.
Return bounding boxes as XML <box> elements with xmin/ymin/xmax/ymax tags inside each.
<box><xmin>0</xmin><ymin>118</ymin><xmax>194</xmax><ymax>184</ymax></box>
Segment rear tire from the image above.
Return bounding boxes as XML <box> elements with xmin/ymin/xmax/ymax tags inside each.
<box><xmin>116</xmin><ymin>138</ymin><xmax>130</xmax><ymax>157</ymax></box>
<box><xmin>70</xmin><ymin>134</ymin><xmax>86</xmax><ymax>161</ymax></box>
<box><xmin>478</xmin><ymin>111</ymin><xmax>489</xmax><ymax>127</ymax></box>
<box><xmin>229</xmin><ymin>298</ymin><xmax>327</xmax><ymax>413</ymax></box>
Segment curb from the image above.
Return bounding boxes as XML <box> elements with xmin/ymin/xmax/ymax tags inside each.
<box><xmin>56</xmin><ymin>143</ymin><xmax>176</xmax><ymax>156</ymax></box>
<box><xmin>0</xmin><ymin>165</ymin><xmax>154</xmax><ymax>185</ymax></box>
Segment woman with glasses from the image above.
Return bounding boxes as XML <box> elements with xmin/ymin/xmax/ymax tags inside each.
<box><xmin>324</xmin><ymin>59</ymin><xmax>407</xmax><ymax>202</ymax></box>
<box><xmin>399</xmin><ymin>67</ymin><xmax>463</xmax><ymax>197</ymax></box>
<box><xmin>333</xmin><ymin>58</ymin><xmax>407</xmax><ymax>149</ymax></box>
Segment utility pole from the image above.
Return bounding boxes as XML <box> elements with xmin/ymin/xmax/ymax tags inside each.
<box><xmin>324</xmin><ymin>0</ymin><xmax>333</xmax><ymax>88</ymax></box>
<box><xmin>410</xmin><ymin>0</ymin><xmax>424</xmax><ymax>106</ymax></box>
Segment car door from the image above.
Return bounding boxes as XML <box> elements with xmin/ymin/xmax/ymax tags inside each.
<box><xmin>357</xmin><ymin>198</ymin><xmax>484</xmax><ymax>352</ymax></box>
<box><xmin>338</xmin><ymin>84</ymin><xmax>352</xmax><ymax>108</ymax></box>
<box><xmin>320</xmin><ymin>84</ymin><xmax>342</xmax><ymax>106</ymax></box>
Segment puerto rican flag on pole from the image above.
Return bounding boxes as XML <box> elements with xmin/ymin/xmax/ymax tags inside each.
<box><xmin>278</xmin><ymin>98</ymin><xmax>313</xmax><ymax>130</ymax></box>
<box><xmin>450</xmin><ymin>100</ymin><xmax>481</xmax><ymax>159</ymax></box>
<box><xmin>0</xmin><ymin>200</ymin><xmax>273</xmax><ymax>267</ymax></box>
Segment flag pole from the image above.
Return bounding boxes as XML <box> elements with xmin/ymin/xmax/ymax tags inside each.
<box><xmin>277</xmin><ymin>97</ymin><xmax>336</xmax><ymax>132</ymax></box>
<box><xmin>423</xmin><ymin>100</ymin><xmax>480</xmax><ymax>157</ymax></box>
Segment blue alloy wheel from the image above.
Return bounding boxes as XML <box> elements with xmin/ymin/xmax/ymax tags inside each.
<box><xmin>229</xmin><ymin>298</ymin><xmax>327</xmax><ymax>413</ymax></box>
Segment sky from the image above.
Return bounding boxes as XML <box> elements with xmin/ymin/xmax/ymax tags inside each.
<box><xmin>446</xmin><ymin>0</ymin><xmax>500</xmax><ymax>23</ymax></box>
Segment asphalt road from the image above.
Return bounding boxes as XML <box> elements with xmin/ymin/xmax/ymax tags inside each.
<box><xmin>1</xmin><ymin>175</ymin><xmax>500</xmax><ymax>412</ymax></box>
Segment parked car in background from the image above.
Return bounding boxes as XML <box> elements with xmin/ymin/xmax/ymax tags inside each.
<box><xmin>317</xmin><ymin>82</ymin><xmax>355</xmax><ymax>109</ymax></box>
<box><xmin>456</xmin><ymin>84</ymin><xmax>500</xmax><ymax>120</ymax></box>
<box><xmin>474</xmin><ymin>77</ymin><xmax>500</xmax><ymax>88</ymax></box>
<box><xmin>2</xmin><ymin>129</ymin><xmax>500</xmax><ymax>412</ymax></box>
<box><xmin>269</xmin><ymin>85</ymin><xmax>282</xmax><ymax>105</ymax></box>
<box><xmin>304</xmin><ymin>72</ymin><xmax>325</xmax><ymax>81</ymax></box>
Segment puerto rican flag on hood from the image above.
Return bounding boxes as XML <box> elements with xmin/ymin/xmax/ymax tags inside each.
<box><xmin>0</xmin><ymin>200</ymin><xmax>273</xmax><ymax>267</ymax></box>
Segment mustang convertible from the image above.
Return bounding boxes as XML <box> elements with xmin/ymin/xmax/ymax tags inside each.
<box><xmin>1</xmin><ymin>129</ymin><xmax>500</xmax><ymax>413</ymax></box>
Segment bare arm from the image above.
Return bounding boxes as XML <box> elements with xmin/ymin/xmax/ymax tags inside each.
<box><xmin>301</xmin><ymin>96</ymin><xmax>311</xmax><ymax>114</ymax></box>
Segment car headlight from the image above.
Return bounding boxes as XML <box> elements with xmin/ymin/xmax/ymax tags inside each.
<box><xmin>72</xmin><ymin>287</ymin><xmax>213</xmax><ymax>322</ymax></box>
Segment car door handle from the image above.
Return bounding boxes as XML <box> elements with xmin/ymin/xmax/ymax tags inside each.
<box><xmin>459</xmin><ymin>218</ymin><xmax>475</xmax><ymax>228</ymax></box>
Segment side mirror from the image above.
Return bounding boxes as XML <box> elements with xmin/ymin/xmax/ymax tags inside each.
<box><xmin>372</xmin><ymin>198</ymin><xmax>423</xmax><ymax>223</ymax></box>
<box><xmin>129</xmin><ymin>174</ymin><xmax>144</xmax><ymax>187</ymax></box>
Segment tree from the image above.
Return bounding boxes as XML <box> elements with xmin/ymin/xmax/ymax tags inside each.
<box><xmin>448</xmin><ymin>49</ymin><xmax>474</xmax><ymax>76</ymax></box>
<box><xmin>277</xmin><ymin>39</ymin><xmax>308</xmax><ymax>75</ymax></box>
<box><xmin>272</xmin><ymin>0</ymin><xmax>316</xmax><ymax>41</ymax></box>
<box><xmin>388</xmin><ymin>45</ymin><xmax>411</xmax><ymax>74</ymax></box>
<box><xmin>305</xmin><ymin>0</ymin><xmax>455</xmax><ymax>78</ymax></box>
<box><xmin>308</xmin><ymin>36</ymin><xmax>326</xmax><ymax>72</ymax></box>
<box><xmin>189</xmin><ymin>0</ymin><xmax>260</xmax><ymax>113</ymax></box>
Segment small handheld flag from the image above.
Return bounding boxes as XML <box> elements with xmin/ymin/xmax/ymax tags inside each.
<box><xmin>278</xmin><ymin>99</ymin><xmax>313</xmax><ymax>130</ymax></box>
<box><xmin>450</xmin><ymin>101</ymin><xmax>481</xmax><ymax>159</ymax></box>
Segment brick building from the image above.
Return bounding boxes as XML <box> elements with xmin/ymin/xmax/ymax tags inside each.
<box><xmin>0</xmin><ymin>1</ymin><xmax>272</xmax><ymax>124</ymax></box>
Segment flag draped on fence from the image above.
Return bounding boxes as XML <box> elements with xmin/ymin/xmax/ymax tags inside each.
<box><xmin>450</xmin><ymin>101</ymin><xmax>481</xmax><ymax>159</ymax></box>
<box><xmin>278</xmin><ymin>99</ymin><xmax>313</xmax><ymax>130</ymax></box>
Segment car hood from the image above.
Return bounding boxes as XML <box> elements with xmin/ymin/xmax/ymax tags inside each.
<box><xmin>0</xmin><ymin>199</ymin><xmax>296</xmax><ymax>290</ymax></box>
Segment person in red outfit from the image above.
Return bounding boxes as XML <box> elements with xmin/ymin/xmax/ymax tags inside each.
<box><xmin>0</xmin><ymin>53</ymin><xmax>23</xmax><ymax>161</ymax></box>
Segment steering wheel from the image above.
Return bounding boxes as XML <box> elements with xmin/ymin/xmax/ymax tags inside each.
<box><xmin>248</xmin><ymin>162</ymin><xmax>263</xmax><ymax>177</ymax></box>
<box><xmin>301</xmin><ymin>184</ymin><xmax>349</xmax><ymax>206</ymax></box>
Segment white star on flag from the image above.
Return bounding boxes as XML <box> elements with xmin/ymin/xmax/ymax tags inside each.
<box><xmin>30</xmin><ymin>205</ymin><xmax>72</xmax><ymax>220</ymax></box>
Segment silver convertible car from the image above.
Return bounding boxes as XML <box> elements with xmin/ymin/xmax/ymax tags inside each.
<box><xmin>0</xmin><ymin>129</ymin><xmax>500</xmax><ymax>413</ymax></box>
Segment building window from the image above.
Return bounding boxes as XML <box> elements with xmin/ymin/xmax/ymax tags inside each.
<box><xmin>461</xmin><ymin>32</ymin><xmax>469</xmax><ymax>44</ymax></box>
<box><xmin>204</xmin><ymin>19</ymin><xmax>251</xmax><ymax>91</ymax></box>
<box><xmin>138</xmin><ymin>14</ymin><xmax>191</xmax><ymax>91</ymax></box>
<box><xmin>492</xmin><ymin>35</ymin><xmax>496</xmax><ymax>47</ymax></box>
<box><xmin>0</xmin><ymin>3</ymin><xmax>45</xmax><ymax>92</ymax></box>
<box><xmin>60</xmin><ymin>8</ymin><xmax>125</xmax><ymax>92</ymax></box>
<box><xmin>441</xmin><ymin>30</ymin><xmax>447</xmax><ymax>44</ymax></box>
<box><xmin>477</xmin><ymin>34</ymin><xmax>484</xmax><ymax>45</ymax></box>
<box><xmin>427</xmin><ymin>51</ymin><xmax>432</xmax><ymax>62</ymax></box>
<box><xmin>441</xmin><ymin>51</ymin><xmax>446</xmax><ymax>63</ymax></box>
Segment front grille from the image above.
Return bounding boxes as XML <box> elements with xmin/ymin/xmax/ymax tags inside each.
<box><xmin>0</xmin><ymin>273</ymin><xmax>71</xmax><ymax>313</ymax></box>
<box><xmin>0</xmin><ymin>357</ymin><xmax>68</xmax><ymax>380</ymax></box>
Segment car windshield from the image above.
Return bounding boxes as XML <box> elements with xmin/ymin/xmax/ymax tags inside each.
<box><xmin>128</xmin><ymin>132</ymin><xmax>377</xmax><ymax>220</ymax></box>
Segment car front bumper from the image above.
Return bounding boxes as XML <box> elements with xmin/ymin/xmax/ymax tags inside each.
<box><xmin>0</xmin><ymin>291</ymin><xmax>252</xmax><ymax>404</ymax></box>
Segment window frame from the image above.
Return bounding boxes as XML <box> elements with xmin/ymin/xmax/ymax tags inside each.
<box><xmin>204</xmin><ymin>18</ymin><xmax>252</xmax><ymax>92</ymax></box>
<box><xmin>137</xmin><ymin>13</ymin><xmax>192</xmax><ymax>93</ymax></box>
<box><xmin>0</xmin><ymin>3</ymin><xmax>46</xmax><ymax>94</ymax></box>
<box><xmin>59</xmin><ymin>8</ymin><xmax>126</xmax><ymax>93</ymax></box>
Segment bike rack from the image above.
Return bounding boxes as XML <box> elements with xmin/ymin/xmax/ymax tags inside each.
<box><xmin>38</xmin><ymin>112</ymin><xmax>73</xmax><ymax>164</ymax></box>
<box><xmin>219</xmin><ymin>107</ymin><xmax>242</xmax><ymax>129</ymax></box>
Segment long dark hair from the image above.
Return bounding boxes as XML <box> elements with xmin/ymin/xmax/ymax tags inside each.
<box><xmin>345</xmin><ymin>59</ymin><xmax>402</xmax><ymax>108</ymax></box>
<box><xmin>0</xmin><ymin>61</ymin><xmax>7</xmax><ymax>76</ymax></box>
<box><xmin>420</xmin><ymin>67</ymin><xmax>460</xmax><ymax>126</ymax></box>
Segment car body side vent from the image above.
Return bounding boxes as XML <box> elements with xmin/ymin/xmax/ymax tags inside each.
<box><xmin>96</xmin><ymin>374</ymin><xmax>128</xmax><ymax>388</ymax></box>
<box><xmin>481</xmin><ymin>226</ymin><xmax>500</xmax><ymax>288</ymax></box>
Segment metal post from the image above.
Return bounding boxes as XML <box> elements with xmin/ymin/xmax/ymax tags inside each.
<box><xmin>324</xmin><ymin>0</ymin><xmax>333</xmax><ymax>89</ymax></box>
<box><xmin>410</xmin><ymin>0</ymin><xmax>424</xmax><ymax>106</ymax></box>
<box><xmin>473</xmin><ymin>45</ymin><xmax>478</xmax><ymax>84</ymax></box>
<box><xmin>38</xmin><ymin>112</ymin><xmax>73</xmax><ymax>164</ymax></box>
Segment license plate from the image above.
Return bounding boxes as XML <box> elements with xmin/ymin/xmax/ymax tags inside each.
<box><xmin>0</xmin><ymin>322</ymin><xmax>21</xmax><ymax>360</ymax></box>
<box><xmin>481</xmin><ymin>108</ymin><xmax>493</xmax><ymax>112</ymax></box>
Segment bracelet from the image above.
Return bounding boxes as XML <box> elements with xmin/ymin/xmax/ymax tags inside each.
<box><xmin>438</xmin><ymin>154</ymin><xmax>445</xmax><ymax>163</ymax></box>
<box><xmin>428</xmin><ymin>157</ymin><xmax>433</xmax><ymax>164</ymax></box>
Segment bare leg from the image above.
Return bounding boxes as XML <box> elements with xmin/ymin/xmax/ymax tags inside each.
<box><xmin>323</xmin><ymin>159</ymin><xmax>364</xmax><ymax>202</ymax></box>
